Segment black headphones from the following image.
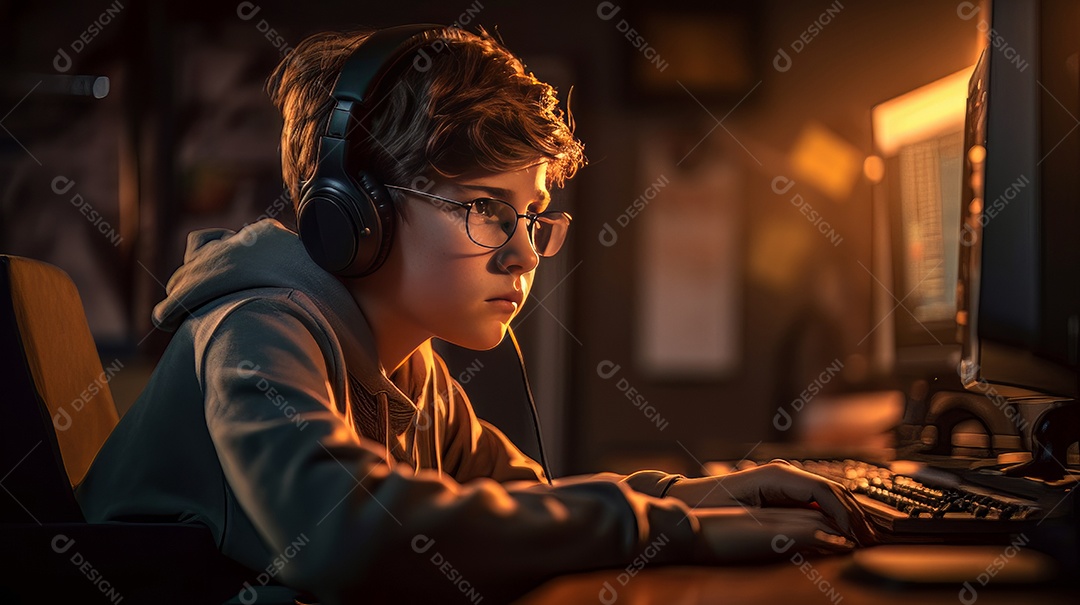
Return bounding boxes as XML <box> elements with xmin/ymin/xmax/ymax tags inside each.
<box><xmin>297</xmin><ymin>24</ymin><xmax>444</xmax><ymax>277</ymax></box>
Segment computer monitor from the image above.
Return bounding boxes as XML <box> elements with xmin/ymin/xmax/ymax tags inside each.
<box><xmin>958</xmin><ymin>0</ymin><xmax>1080</xmax><ymax>402</ymax></box>
<box><xmin>957</xmin><ymin>0</ymin><xmax>1080</xmax><ymax>477</ymax></box>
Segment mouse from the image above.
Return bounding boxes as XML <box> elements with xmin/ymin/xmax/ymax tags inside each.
<box><xmin>850</xmin><ymin>544</ymin><xmax>1057</xmax><ymax>585</ymax></box>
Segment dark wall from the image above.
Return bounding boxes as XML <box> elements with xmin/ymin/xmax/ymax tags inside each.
<box><xmin>0</xmin><ymin>0</ymin><xmax>982</xmax><ymax>476</ymax></box>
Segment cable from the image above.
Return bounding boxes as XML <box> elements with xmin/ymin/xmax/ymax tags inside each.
<box><xmin>506</xmin><ymin>325</ymin><xmax>554</xmax><ymax>485</ymax></box>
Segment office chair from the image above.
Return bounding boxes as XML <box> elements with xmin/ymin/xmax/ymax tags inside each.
<box><xmin>0</xmin><ymin>255</ymin><xmax>258</xmax><ymax>604</ymax></box>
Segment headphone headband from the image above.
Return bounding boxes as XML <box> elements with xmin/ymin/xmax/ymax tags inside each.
<box><xmin>332</xmin><ymin>24</ymin><xmax>444</xmax><ymax>106</ymax></box>
<box><xmin>322</xmin><ymin>25</ymin><xmax>444</xmax><ymax>140</ymax></box>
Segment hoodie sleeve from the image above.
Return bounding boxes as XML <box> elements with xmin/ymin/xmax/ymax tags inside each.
<box><xmin>438</xmin><ymin>362</ymin><xmax>686</xmax><ymax>498</ymax></box>
<box><xmin>199</xmin><ymin>296</ymin><xmax>701</xmax><ymax>604</ymax></box>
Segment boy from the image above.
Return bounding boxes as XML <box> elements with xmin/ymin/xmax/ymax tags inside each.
<box><xmin>77</xmin><ymin>25</ymin><xmax>872</xmax><ymax>604</ymax></box>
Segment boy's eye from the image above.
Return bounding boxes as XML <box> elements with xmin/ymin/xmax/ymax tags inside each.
<box><xmin>472</xmin><ymin>199</ymin><xmax>500</xmax><ymax>219</ymax></box>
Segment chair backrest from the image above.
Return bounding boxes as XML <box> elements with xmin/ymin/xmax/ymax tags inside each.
<box><xmin>0</xmin><ymin>255</ymin><xmax>119</xmax><ymax>523</ymax></box>
<box><xmin>0</xmin><ymin>258</ymin><xmax>270</xmax><ymax>602</ymax></box>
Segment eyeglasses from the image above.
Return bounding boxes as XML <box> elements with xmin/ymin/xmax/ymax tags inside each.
<box><xmin>385</xmin><ymin>185</ymin><xmax>572</xmax><ymax>257</ymax></box>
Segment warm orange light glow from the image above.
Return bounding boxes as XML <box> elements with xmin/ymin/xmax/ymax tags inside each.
<box><xmin>872</xmin><ymin>66</ymin><xmax>975</xmax><ymax>156</ymax></box>
<box><xmin>864</xmin><ymin>155</ymin><xmax>885</xmax><ymax>183</ymax></box>
<box><xmin>748</xmin><ymin>221</ymin><xmax>813</xmax><ymax>290</ymax></box>
<box><xmin>789</xmin><ymin>122</ymin><xmax>863</xmax><ymax>201</ymax></box>
<box><xmin>968</xmin><ymin>144</ymin><xmax>986</xmax><ymax>164</ymax></box>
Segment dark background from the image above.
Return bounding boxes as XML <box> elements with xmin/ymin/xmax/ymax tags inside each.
<box><xmin>0</xmin><ymin>0</ymin><xmax>982</xmax><ymax>476</ymax></box>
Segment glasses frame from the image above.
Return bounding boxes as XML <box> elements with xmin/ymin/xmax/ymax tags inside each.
<box><xmin>384</xmin><ymin>184</ymin><xmax>572</xmax><ymax>257</ymax></box>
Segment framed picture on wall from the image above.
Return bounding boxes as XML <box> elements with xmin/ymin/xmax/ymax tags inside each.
<box><xmin>634</xmin><ymin>123</ymin><xmax>743</xmax><ymax>379</ymax></box>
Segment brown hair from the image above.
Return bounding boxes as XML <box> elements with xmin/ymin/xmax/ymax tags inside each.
<box><xmin>266</xmin><ymin>27</ymin><xmax>585</xmax><ymax>208</ymax></box>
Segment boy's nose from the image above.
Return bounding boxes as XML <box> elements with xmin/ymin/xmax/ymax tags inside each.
<box><xmin>495</xmin><ymin>218</ymin><xmax>540</xmax><ymax>274</ymax></box>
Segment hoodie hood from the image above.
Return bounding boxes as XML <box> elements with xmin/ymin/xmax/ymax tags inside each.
<box><xmin>152</xmin><ymin>219</ymin><xmax>428</xmax><ymax>448</ymax></box>
<box><xmin>154</xmin><ymin>219</ymin><xmax>343</xmax><ymax>332</ymax></box>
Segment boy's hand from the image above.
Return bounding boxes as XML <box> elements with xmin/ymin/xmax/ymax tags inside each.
<box><xmin>665</xmin><ymin>460</ymin><xmax>878</xmax><ymax>546</ymax></box>
<box><xmin>691</xmin><ymin>507</ymin><xmax>856</xmax><ymax>564</ymax></box>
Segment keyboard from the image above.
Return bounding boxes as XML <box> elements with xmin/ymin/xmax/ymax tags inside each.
<box><xmin>789</xmin><ymin>459</ymin><xmax>1044</xmax><ymax>540</ymax></box>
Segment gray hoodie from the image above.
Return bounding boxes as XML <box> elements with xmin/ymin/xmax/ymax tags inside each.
<box><xmin>76</xmin><ymin>218</ymin><xmax>699</xmax><ymax>604</ymax></box>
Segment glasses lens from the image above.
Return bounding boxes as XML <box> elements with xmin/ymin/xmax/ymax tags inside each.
<box><xmin>467</xmin><ymin>200</ymin><xmax>571</xmax><ymax>256</ymax></box>
<box><xmin>531</xmin><ymin>212</ymin><xmax>570</xmax><ymax>257</ymax></box>
<box><xmin>467</xmin><ymin>199</ymin><xmax>519</xmax><ymax>248</ymax></box>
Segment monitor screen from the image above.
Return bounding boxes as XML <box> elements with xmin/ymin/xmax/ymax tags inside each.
<box><xmin>873</xmin><ymin>67</ymin><xmax>973</xmax><ymax>367</ymax></box>
<box><xmin>897</xmin><ymin>132</ymin><xmax>964</xmax><ymax>326</ymax></box>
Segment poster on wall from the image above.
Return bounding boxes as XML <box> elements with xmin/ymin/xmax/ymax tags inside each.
<box><xmin>635</xmin><ymin>128</ymin><xmax>742</xmax><ymax>379</ymax></box>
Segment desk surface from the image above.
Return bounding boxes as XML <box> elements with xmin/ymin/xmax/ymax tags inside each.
<box><xmin>514</xmin><ymin>556</ymin><xmax>1074</xmax><ymax>605</ymax></box>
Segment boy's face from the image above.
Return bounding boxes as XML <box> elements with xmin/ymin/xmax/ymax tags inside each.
<box><xmin>356</xmin><ymin>162</ymin><xmax>550</xmax><ymax>355</ymax></box>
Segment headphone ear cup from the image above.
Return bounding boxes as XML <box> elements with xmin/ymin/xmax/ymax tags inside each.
<box><xmin>297</xmin><ymin>184</ymin><xmax>361</xmax><ymax>275</ymax></box>
<box><xmin>352</xmin><ymin>170</ymin><xmax>396</xmax><ymax>275</ymax></box>
<box><xmin>296</xmin><ymin>170</ymin><xmax>394</xmax><ymax>277</ymax></box>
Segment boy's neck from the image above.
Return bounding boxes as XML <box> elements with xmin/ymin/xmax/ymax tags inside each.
<box><xmin>338</xmin><ymin>276</ymin><xmax>427</xmax><ymax>376</ymax></box>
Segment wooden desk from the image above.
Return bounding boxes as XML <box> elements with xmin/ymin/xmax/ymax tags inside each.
<box><xmin>515</xmin><ymin>556</ymin><xmax>1074</xmax><ymax>605</ymax></box>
